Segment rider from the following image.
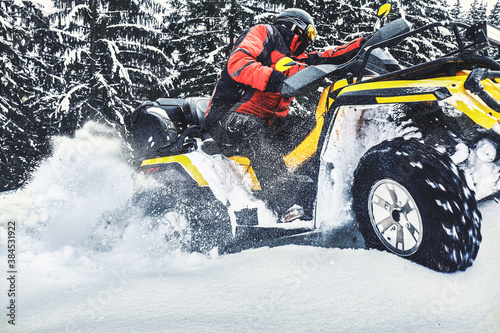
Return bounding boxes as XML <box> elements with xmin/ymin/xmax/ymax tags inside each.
<box><xmin>204</xmin><ymin>8</ymin><xmax>365</xmax><ymax>220</ymax></box>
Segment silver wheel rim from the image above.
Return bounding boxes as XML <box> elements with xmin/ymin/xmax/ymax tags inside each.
<box><xmin>368</xmin><ymin>179</ymin><xmax>423</xmax><ymax>256</ymax></box>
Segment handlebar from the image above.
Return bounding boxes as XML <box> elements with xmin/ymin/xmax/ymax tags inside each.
<box><xmin>280</xmin><ymin>17</ymin><xmax>500</xmax><ymax>98</ymax></box>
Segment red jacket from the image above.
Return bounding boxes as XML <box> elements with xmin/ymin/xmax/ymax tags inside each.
<box><xmin>206</xmin><ymin>24</ymin><xmax>364</xmax><ymax>125</ymax></box>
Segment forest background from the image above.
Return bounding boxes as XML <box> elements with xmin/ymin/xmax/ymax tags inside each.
<box><xmin>1</xmin><ymin>0</ymin><xmax>499</xmax><ymax>191</ymax></box>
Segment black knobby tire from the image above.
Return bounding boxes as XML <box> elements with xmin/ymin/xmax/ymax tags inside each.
<box><xmin>176</xmin><ymin>190</ymin><xmax>233</xmax><ymax>254</ymax></box>
<box><xmin>352</xmin><ymin>138</ymin><xmax>481</xmax><ymax>272</ymax></box>
<box><xmin>135</xmin><ymin>185</ymin><xmax>233</xmax><ymax>254</ymax></box>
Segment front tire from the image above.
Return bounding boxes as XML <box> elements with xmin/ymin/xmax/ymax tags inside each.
<box><xmin>352</xmin><ymin>138</ymin><xmax>481</xmax><ymax>272</ymax></box>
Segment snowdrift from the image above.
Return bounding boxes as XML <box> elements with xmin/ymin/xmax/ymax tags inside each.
<box><xmin>0</xmin><ymin>122</ymin><xmax>499</xmax><ymax>332</ymax></box>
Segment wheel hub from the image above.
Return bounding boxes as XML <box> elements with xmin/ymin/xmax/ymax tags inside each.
<box><xmin>368</xmin><ymin>179</ymin><xmax>423</xmax><ymax>256</ymax></box>
<box><xmin>391</xmin><ymin>209</ymin><xmax>401</xmax><ymax>222</ymax></box>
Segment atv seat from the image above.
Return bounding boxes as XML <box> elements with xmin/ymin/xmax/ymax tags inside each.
<box><xmin>183</xmin><ymin>97</ymin><xmax>209</xmax><ymax>130</ymax></box>
<box><xmin>129</xmin><ymin>104</ymin><xmax>181</xmax><ymax>158</ymax></box>
<box><xmin>130</xmin><ymin>97</ymin><xmax>212</xmax><ymax>158</ymax></box>
<box><xmin>145</xmin><ymin>97</ymin><xmax>209</xmax><ymax>130</ymax></box>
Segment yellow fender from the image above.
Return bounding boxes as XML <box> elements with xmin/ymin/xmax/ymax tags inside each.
<box><xmin>334</xmin><ymin>74</ymin><xmax>500</xmax><ymax>130</ymax></box>
<box><xmin>141</xmin><ymin>155</ymin><xmax>209</xmax><ymax>186</ymax></box>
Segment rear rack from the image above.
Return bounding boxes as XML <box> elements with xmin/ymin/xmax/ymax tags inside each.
<box><xmin>355</xmin><ymin>54</ymin><xmax>500</xmax><ymax>87</ymax></box>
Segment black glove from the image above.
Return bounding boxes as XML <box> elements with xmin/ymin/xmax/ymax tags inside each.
<box><xmin>264</xmin><ymin>70</ymin><xmax>287</xmax><ymax>93</ymax></box>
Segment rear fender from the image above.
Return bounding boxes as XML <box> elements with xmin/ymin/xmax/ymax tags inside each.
<box><xmin>140</xmin><ymin>152</ymin><xmax>261</xmax><ymax>193</ymax></box>
<box><xmin>140</xmin><ymin>153</ymin><xmax>209</xmax><ymax>186</ymax></box>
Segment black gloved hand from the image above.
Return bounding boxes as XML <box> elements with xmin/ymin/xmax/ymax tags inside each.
<box><xmin>264</xmin><ymin>70</ymin><xmax>287</xmax><ymax>93</ymax></box>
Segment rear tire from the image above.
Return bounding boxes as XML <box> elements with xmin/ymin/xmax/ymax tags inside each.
<box><xmin>176</xmin><ymin>190</ymin><xmax>233</xmax><ymax>254</ymax></box>
<box><xmin>135</xmin><ymin>185</ymin><xmax>233</xmax><ymax>254</ymax></box>
<box><xmin>352</xmin><ymin>138</ymin><xmax>481</xmax><ymax>272</ymax></box>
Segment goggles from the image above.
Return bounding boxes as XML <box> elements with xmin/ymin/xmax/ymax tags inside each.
<box><xmin>304</xmin><ymin>24</ymin><xmax>316</xmax><ymax>42</ymax></box>
<box><xmin>280</xmin><ymin>19</ymin><xmax>317</xmax><ymax>43</ymax></box>
<box><xmin>291</xmin><ymin>23</ymin><xmax>316</xmax><ymax>43</ymax></box>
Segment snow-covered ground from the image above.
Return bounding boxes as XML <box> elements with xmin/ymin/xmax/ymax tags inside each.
<box><xmin>1</xmin><ymin>122</ymin><xmax>499</xmax><ymax>332</ymax></box>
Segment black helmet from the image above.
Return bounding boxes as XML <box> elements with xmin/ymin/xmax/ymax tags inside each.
<box><xmin>274</xmin><ymin>8</ymin><xmax>316</xmax><ymax>42</ymax></box>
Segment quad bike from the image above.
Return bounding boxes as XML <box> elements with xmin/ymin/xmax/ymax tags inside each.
<box><xmin>128</xmin><ymin>9</ymin><xmax>500</xmax><ymax>272</ymax></box>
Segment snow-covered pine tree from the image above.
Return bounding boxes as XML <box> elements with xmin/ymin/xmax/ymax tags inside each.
<box><xmin>167</xmin><ymin>0</ymin><xmax>227</xmax><ymax>97</ymax></box>
<box><xmin>170</xmin><ymin>0</ymin><xmax>276</xmax><ymax>98</ymax></box>
<box><xmin>488</xmin><ymin>0</ymin><xmax>500</xmax><ymax>59</ymax></box>
<box><xmin>1</xmin><ymin>0</ymin><xmax>182</xmax><ymax>190</ymax></box>
<box><xmin>490</xmin><ymin>0</ymin><xmax>500</xmax><ymax>26</ymax></box>
<box><xmin>477</xmin><ymin>0</ymin><xmax>488</xmax><ymax>20</ymax></box>
<box><xmin>0</xmin><ymin>1</ymin><xmax>28</xmax><ymax>190</ymax></box>
<box><xmin>450</xmin><ymin>0</ymin><xmax>464</xmax><ymax>22</ymax></box>
<box><xmin>231</xmin><ymin>0</ymin><xmax>277</xmax><ymax>29</ymax></box>
<box><xmin>0</xmin><ymin>0</ymin><xmax>58</xmax><ymax>191</ymax></box>
<box><xmin>48</xmin><ymin>0</ymin><xmax>178</xmax><ymax>128</ymax></box>
<box><xmin>393</xmin><ymin>0</ymin><xmax>454</xmax><ymax>66</ymax></box>
<box><xmin>310</xmin><ymin>0</ymin><xmax>378</xmax><ymax>48</ymax></box>
<box><xmin>465</xmin><ymin>0</ymin><xmax>488</xmax><ymax>24</ymax></box>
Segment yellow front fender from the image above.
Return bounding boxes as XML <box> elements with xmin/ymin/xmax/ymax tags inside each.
<box><xmin>334</xmin><ymin>74</ymin><xmax>500</xmax><ymax>131</ymax></box>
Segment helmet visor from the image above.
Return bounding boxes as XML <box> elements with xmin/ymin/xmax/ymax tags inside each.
<box><xmin>305</xmin><ymin>24</ymin><xmax>316</xmax><ymax>42</ymax></box>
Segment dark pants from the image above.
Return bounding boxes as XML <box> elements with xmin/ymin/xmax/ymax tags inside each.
<box><xmin>206</xmin><ymin>112</ymin><xmax>296</xmax><ymax>214</ymax></box>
